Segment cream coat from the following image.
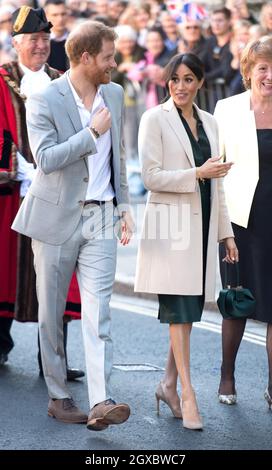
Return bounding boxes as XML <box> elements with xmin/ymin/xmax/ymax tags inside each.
<box><xmin>134</xmin><ymin>98</ymin><xmax>233</xmax><ymax>300</ymax></box>
<box><xmin>214</xmin><ymin>90</ymin><xmax>259</xmax><ymax>228</ymax></box>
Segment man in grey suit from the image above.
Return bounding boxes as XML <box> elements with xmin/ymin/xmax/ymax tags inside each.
<box><xmin>12</xmin><ymin>20</ymin><xmax>133</xmax><ymax>430</ymax></box>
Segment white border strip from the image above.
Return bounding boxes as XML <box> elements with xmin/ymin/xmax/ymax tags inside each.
<box><xmin>110</xmin><ymin>299</ymin><xmax>265</xmax><ymax>347</ymax></box>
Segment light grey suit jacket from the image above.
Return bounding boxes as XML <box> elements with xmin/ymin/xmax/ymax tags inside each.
<box><xmin>12</xmin><ymin>73</ymin><xmax>129</xmax><ymax>245</ymax></box>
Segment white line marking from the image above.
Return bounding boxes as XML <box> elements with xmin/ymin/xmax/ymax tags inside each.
<box><xmin>110</xmin><ymin>299</ymin><xmax>265</xmax><ymax>347</ymax></box>
<box><xmin>143</xmin><ymin>416</ymin><xmax>157</xmax><ymax>425</ymax></box>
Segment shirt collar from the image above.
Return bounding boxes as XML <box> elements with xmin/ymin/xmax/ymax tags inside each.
<box><xmin>19</xmin><ymin>62</ymin><xmax>46</xmax><ymax>75</ymax></box>
<box><xmin>66</xmin><ymin>71</ymin><xmax>102</xmax><ymax>109</ymax></box>
<box><xmin>50</xmin><ymin>31</ymin><xmax>69</xmax><ymax>42</ymax></box>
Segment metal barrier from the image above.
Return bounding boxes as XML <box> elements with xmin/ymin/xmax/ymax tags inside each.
<box><xmin>195</xmin><ymin>78</ymin><xmax>230</xmax><ymax>113</ymax></box>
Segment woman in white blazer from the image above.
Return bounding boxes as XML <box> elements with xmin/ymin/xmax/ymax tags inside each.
<box><xmin>214</xmin><ymin>36</ymin><xmax>272</xmax><ymax>410</ymax></box>
<box><xmin>135</xmin><ymin>53</ymin><xmax>238</xmax><ymax>430</ymax></box>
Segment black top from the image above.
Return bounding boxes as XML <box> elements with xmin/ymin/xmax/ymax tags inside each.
<box><xmin>201</xmin><ymin>36</ymin><xmax>234</xmax><ymax>84</ymax></box>
<box><xmin>220</xmin><ymin>129</ymin><xmax>272</xmax><ymax>322</ymax></box>
<box><xmin>177</xmin><ymin>107</ymin><xmax>211</xmax><ymax>266</ymax></box>
<box><xmin>248</xmin><ymin>129</ymin><xmax>272</xmax><ymax>233</ymax></box>
<box><xmin>47</xmin><ymin>39</ymin><xmax>69</xmax><ymax>72</ymax></box>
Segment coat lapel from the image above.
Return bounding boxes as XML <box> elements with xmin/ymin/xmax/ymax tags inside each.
<box><xmin>195</xmin><ymin>105</ymin><xmax>217</xmax><ymax>157</ymax></box>
<box><xmin>100</xmin><ymin>84</ymin><xmax>120</xmax><ymax>175</ymax></box>
<box><xmin>233</xmin><ymin>91</ymin><xmax>257</xmax><ymax>159</ymax></box>
<box><xmin>195</xmin><ymin>104</ymin><xmax>218</xmax><ymax>198</ymax></box>
<box><xmin>163</xmin><ymin>98</ymin><xmax>195</xmax><ymax>167</ymax></box>
<box><xmin>55</xmin><ymin>74</ymin><xmax>89</xmax><ymax>173</ymax></box>
<box><xmin>56</xmin><ymin>73</ymin><xmax>83</xmax><ymax>133</ymax></box>
<box><xmin>100</xmin><ymin>85</ymin><xmax>116</xmax><ymax>148</ymax></box>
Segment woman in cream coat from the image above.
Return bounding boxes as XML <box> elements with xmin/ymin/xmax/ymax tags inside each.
<box><xmin>135</xmin><ymin>53</ymin><xmax>238</xmax><ymax>430</ymax></box>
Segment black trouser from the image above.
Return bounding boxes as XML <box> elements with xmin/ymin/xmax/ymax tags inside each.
<box><xmin>0</xmin><ymin>317</ymin><xmax>14</xmax><ymax>354</ymax></box>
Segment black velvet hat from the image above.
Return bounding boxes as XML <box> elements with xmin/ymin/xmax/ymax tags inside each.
<box><xmin>11</xmin><ymin>6</ymin><xmax>52</xmax><ymax>37</ymax></box>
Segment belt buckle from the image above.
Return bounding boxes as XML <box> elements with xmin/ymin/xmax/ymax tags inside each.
<box><xmin>84</xmin><ymin>199</ymin><xmax>97</xmax><ymax>206</ymax></box>
<box><xmin>84</xmin><ymin>200</ymin><xmax>108</xmax><ymax>207</ymax></box>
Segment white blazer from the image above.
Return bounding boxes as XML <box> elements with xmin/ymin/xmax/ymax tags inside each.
<box><xmin>214</xmin><ymin>90</ymin><xmax>259</xmax><ymax>228</ymax></box>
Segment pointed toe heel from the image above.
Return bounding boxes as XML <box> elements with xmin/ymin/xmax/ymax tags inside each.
<box><xmin>218</xmin><ymin>393</ymin><xmax>237</xmax><ymax>405</ymax></box>
<box><xmin>264</xmin><ymin>388</ymin><xmax>272</xmax><ymax>410</ymax></box>
<box><xmin>181</xmin><ymin>392</ymin><xmax>203</xmax><ymax>431</ymax></box>
<box><xmin>183</xmin><ymin>418</ymin><xmax>203</xmax><ymax>431</ymax></box>
<box><xmin>155</xmin><ymin>392</ymin><xmax>160</xmax><ymax>416</ymax></box>
<box><xmin>155</xmin><ymin>382</ymin><xmax>182</xmax><ymax>419</ymax></box>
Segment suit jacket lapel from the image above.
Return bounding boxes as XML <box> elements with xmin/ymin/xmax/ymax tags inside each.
<box><xmin>56</xmin><ymin>74</ymin><xmax>89</xmax><ymax>173</ymax></box>
<box><xmin>56</xmin><ymin>73</ymin><xmax>83</xmax><ymax>133</ymax></box>
<box><xmin>101</xmin><ymin>85</ymin><xmax>116</xmax><ymax>149</ymax></box>
<box><xmin>163</xmin><ymin>98</ymin><xmax>195</xmax><ymax>167</ymax></box>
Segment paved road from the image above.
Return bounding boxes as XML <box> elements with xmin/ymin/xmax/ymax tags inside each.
<box><xmin>0</xmin><ymin>294</ymin><xmax>270</xmax><ymax>451</ymax></box>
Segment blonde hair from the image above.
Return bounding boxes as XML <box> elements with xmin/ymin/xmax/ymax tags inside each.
<box><xmin>260</xmin><ymin>2</ymin><xmax>272</xmax><ymax>30</ymax></box>
<box><xmin>240</xmin><ymin>36</ymin><xmax>272</xmax><ymax>89</ymax></box>
<box><xmin>65</xmin><ymin>20</ymin><xmax>117</xmax><ymax>65</ymax></box>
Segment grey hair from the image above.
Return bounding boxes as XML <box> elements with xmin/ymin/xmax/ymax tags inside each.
<box><xmin>12</xmin><ymin>34</ymin><xmax>25</xmax><ymax>44</ymax></box>
<box><xmin>115</xmin><ymin>25</ymin><xmax>137</xmax><ymax>42</ymax></box>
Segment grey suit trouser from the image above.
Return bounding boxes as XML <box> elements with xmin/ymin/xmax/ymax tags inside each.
<box><xmin>32</xmin><ymin>202</ymin><xmax>118</xmax><ymax>409</ymax></box>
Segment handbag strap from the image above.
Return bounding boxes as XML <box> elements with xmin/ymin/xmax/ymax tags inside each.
<box><xmin>223</xmin><ymin>261</ymin><xmax>240</xmax><ymax>289</ymax></box>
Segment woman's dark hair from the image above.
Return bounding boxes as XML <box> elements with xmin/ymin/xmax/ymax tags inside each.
<box><xmin>147</xmin><ymin>25</ymin><xmax>166</xmax><ymax>40</ymax></box>
<box><xmin>163</xmin><ymin>53</ymin><xmax>204</xmax><ymax>91</ymax></box>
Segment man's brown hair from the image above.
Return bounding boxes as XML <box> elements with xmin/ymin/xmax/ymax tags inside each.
<box><xmin>65</xmin><ymin>20</ymin><xmax>117</xmax><ymax>64</ymax></box>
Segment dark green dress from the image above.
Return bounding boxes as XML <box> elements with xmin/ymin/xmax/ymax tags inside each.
<box><xmin>158</xmin><ymin>108</ymin><xmax>211</xmax><ymax>324</ymax></box>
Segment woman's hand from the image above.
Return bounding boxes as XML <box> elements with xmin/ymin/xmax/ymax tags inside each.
<box><xmin>197</xmin><ymin>156</ymin><xmax>234</xmax><ymax>180</ymax></box>
<box><xmin>119</xmin><ymin>211</ymin><xmax>135</xmax><ymax>246</ymax></box>
<box><xmin>222</xmin><ymin>237</ymin><xmax>239</xmax><ymax>264</ymax></box>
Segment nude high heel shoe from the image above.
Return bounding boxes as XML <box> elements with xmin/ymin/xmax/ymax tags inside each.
<box><xmin>181</xmin><ymin>391</ymin><xmax>203</xmax><ymax>431</ymax></box>
<box><xmin>264</xmin><ymin>388</ymin><xmax>272</xmax><ymax>410</ymax></box>
<box><xmin>155</xmin><ymin>381</ymin><xmax>182</xmax><ymax>419</ymax></box>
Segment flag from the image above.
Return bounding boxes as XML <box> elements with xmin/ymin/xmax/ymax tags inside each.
<box><xmin>166</xmin><ymin>1</ymin><xmax>208</xmax><ymax>24</ymax></box>
<box><xmin>182</xmin><ymin>2</ymin><xmax>208</xmax><ymax>21</ymax></box>
<box><xmin>166</xmin><ymin>0</ymin><xmax>184</xmax><ymax>23</ymax></box>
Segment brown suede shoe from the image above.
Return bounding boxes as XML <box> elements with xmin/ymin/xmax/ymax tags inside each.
<box><xmin>87</xmin><ymin>399</ymin><xmax>130</xmax><ymax>431</ymax></box>
<box><xmin>48</xmin><ymin>398</ymin><xmax>88</xmax><ymax>424</ymax></box>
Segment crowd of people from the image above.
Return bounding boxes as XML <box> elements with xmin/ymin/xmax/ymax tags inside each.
<box><xmin>1</xmin><ymin>0</ymin><xmax>272</xmax><ymax>435</ymax></box>
<box><xmin>1</xmin><ymin>1</ymin><xmax>272</xmax><ymax>156</ymax></box>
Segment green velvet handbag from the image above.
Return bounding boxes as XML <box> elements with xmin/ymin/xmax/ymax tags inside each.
<box><xmin>217</xmin><ymin>263</ymin><xmax>256</xmax><ymax>320</ymax></box>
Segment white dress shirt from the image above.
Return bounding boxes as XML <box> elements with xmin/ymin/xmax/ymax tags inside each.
<box><xmin>19</xmin><ymin>63</ymin><xmax>51</xmax><ymax>98</ymax></box>
<box><xmin>67</xmin><ymin>72</ymin><xmax>115</xmax><ymax>202</ymax></box>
